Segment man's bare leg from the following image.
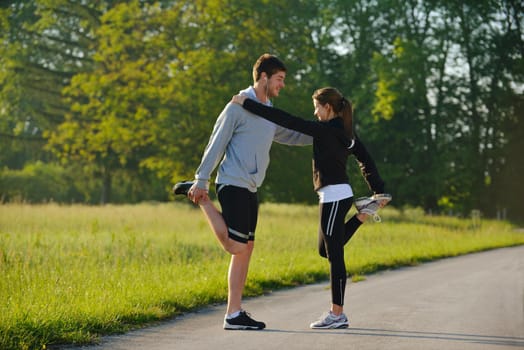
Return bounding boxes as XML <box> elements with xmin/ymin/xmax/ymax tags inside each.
<box><xmin>226</xmin><ymin>241</ymin><xmax>254</xmax><ymax>315</ymax></box>
<box><xmin>188</xmin><ymin>186</ymin><xmax>247</xmax><ymax>255</ymax></box>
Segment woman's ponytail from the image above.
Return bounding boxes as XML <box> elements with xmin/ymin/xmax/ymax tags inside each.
<box><xmin>340</xmin><ymin>97</ymin><xmax>354</xmax><ymax>140</ymax></box>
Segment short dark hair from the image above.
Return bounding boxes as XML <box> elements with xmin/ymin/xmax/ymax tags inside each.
<box><xmin>252</xmin><ymin>54</ymin><xmax>286</xmax><ymax>82</ymax></box>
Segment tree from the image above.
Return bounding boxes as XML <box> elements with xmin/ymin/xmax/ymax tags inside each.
<box><xmin>47</xmin><ymin>0</ymin><xmax>323</xmax><ymax>203</ymax></box>
<box><xmin>0</xmin><ymin>0</ymin><xmax>101</xmax><ymax>169</ymax></box>
<box><xmin>2</xmin><ymin>0</ymin><xmax>522</xmax><ymax>219</ymax></box>
<box><xmin>48</xmin><ymin>1</ymin><xmax>183</xmax><ymax>203</ymax></box>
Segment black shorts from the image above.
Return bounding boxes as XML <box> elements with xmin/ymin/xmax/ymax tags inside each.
<box><xmin>216</xmin><ymin>184</ymin><xmax>258</xmax><ymax>243</ymax></box>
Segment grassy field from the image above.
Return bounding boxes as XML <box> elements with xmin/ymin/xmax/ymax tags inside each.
<box><xmin>0</xmin><ymin>202</ymin><xmax>523</xmax><ymax>350</ymax></box>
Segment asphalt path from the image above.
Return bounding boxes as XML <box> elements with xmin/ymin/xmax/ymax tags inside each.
<box><xmin>76</xmin><ymin>245</ymin><xmax>524</xmax><ymax>350</ymax></box>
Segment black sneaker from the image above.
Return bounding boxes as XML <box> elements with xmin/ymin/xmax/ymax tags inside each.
<box><xmin>223</xmin><ymin>310</ymin><xmax>266</xmax><ymax>330</ymax></box>
<box><xmin>172</xmin><ymin>181</ymin><xmax>194</xmax><ymax>196</ymax></box>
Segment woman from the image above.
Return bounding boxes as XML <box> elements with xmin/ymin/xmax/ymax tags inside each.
<box><xmin>232</xmin><ymin>87</ymin><xmax>391</xmax><ymax>329</ymax></box>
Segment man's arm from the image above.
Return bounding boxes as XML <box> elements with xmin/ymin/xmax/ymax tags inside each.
<box><xmin>273</xmin><ymin>125</ymin><xmax>313</xmax><ymax>146</ymax></box>
<box><xmin>194</xmin><ymin>103</ymin><xmax>237</xmax><ymax>190</ymax></box>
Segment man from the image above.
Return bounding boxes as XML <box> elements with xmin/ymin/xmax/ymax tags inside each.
<box><xmin>173</xmin><ymin>54</ymin><xmax>311</xmax><ymax>330</ymax></box>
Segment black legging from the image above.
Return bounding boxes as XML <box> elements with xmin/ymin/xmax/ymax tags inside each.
<box><xmin>318</xmin><ymin>197</ymin><xmax>362</xmax><ymax>306</ymax></box>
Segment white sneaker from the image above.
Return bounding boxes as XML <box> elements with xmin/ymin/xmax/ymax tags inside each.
<box><xmin>372</xmin><ymin>193</ymin><xmax>392</xmax><ymax>203</ymax></box>
<box><xmin>310</xmin><ymin>311</ymin><xmax>349</xmax><ymax>329</ymax></box>
<box><xmin>355</xmin><ymin>193</ymin><xmax>392</xmax><ymax>222</ymax></box>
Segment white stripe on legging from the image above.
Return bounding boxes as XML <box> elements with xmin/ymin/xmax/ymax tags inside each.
<box><xmin>326</xmin><ymin>201</ymin><xmax>339</xmax><ymax>237</ymax></box>
<box><xmin>339</xmin><ymin>278</ymin><xmax>345</xmax><ymax>305</ymax></box>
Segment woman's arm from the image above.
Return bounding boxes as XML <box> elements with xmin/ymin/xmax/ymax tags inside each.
<box><xmin>232</xmin><ymin>95</ymin><xmax>320</xmax><ymax>137</ymax></box>
<box><xmin>352</xmin><ymin>137</ymin><xmax>385</xmax><ymax>194</ymax></box>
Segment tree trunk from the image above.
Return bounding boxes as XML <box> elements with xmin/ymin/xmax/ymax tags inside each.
<box><xmin>100</xmin><ymin>166</ymin><xmax>111</xmax><ymax>205</ymax></box>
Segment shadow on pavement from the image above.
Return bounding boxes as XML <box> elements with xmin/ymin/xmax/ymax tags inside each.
<box><xmin>262</xmin><ymin>327</ymin><xmax>524</xmax><ymax>347</ymax></box>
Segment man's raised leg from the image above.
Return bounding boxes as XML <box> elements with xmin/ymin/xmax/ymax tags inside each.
<box><xmin>198</xmin><ymin>198</ymin><xmax>248</xmax><ymax>255</ymax></box>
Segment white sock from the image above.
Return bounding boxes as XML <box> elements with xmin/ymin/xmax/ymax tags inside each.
<box><xmin>330</xmin><ymin>311</ymin><xmax>343</xmax><ymax>319</ymax></box>
<box><xmin>226</xmin><ymin>310</ymin><xmax>241</xmax><ymax>319</ymax></box>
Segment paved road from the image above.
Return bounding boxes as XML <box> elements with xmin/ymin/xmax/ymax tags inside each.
<box><xmin>79</xmin><ymin>246</ymin><xmax>524</xmax><ymax>350</ymax></box>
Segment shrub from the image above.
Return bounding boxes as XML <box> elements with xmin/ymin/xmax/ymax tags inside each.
<box><xmin>0</xmin><ymin>162</ymin><xmax>79</xmax><ymax>203</ymax></box>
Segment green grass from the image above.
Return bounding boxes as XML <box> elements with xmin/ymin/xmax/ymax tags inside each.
<box><xmin>0</xmin><ymin>202</ymin><xmax>522</xmax><ymax>349</ymax></box>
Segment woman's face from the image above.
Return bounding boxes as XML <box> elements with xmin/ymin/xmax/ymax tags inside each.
<box><xmin>313</xmin><ymin>99</ymin><xmax>332</xmax><ymax>121</ymax></box>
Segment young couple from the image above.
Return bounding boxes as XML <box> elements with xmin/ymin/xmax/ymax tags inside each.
<box><xmin>173</xmin><ymin>53</ymin><xmax>391</xmax><ymax>330</ymax></box>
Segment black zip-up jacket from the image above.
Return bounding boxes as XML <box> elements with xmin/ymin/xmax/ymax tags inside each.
<box><xmin>243</xmin><ymin>98</ymin><xmax>385</xmax><ymax>193</ymax></box>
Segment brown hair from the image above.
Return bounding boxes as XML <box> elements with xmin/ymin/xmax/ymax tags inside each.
<box><xmin>312</xmin><ymin>87</ymin><xmax>353</xmax><ymax>139</ymax></box>
<box><xmin>252</xmin><ymin>53</ymin><xmax>287</xmax><ymax>82</ymax></box>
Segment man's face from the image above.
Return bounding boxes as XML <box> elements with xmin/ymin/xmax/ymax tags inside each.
<box><xmin>266</xmin><ymin>71</ymin><xmax>286</xmax><ymax>98</ymax></box>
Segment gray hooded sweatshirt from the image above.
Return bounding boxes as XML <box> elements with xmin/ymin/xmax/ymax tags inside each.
<box><xmin>195</xmin><ymin>86</ymin><xmax>313</xmax><ymax>192</ymax></box>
